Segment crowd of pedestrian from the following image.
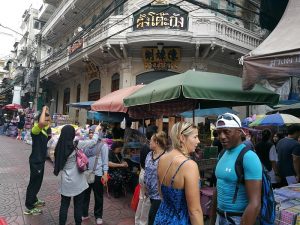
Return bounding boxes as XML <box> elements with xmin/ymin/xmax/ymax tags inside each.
<box><xmin>18</xmin><ymin>106</ymin><xmax>300</xmax><ymax>225</ymax></box>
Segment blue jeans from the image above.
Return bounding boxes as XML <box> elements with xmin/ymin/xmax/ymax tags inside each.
<box><xmin>218</xmin><ymin>214</ymin><xmax>241</xmax><ymax>225</ymax></box>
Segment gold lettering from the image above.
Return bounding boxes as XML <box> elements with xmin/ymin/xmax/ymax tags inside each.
<box><xmin>156</xmin><ymin>12</ymin><xmax>169</xmax><ymax>26</ymax></box>
<box><xmin>148</xmin><ymin>12</ymin><xmax>157</xmax><ymax>26</ymax></box>
<box><xmin>137</xmin><ymin>14</ymin><xmax>150</xmax><ymax>28</ymax></box>
<box><xmin>170</xmin><ymin>13</ymin><xmax>184</xmax><ymax>28</ymax></box>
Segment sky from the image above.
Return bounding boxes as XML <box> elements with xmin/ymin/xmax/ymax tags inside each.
<box><xmin>0</xmin><ymin>0</ymin><xmax>43</xmax><ymax>59</ymax></box>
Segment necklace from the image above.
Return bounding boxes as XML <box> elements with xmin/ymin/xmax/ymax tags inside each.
<box><xmin>152</xmin><ymin>150</ymin><xmax>165</xmax><ymax>161</ymax></box>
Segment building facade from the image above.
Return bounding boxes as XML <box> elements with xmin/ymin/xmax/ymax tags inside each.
<box><xmin>39</xmin><ymin>0</ymin><xmax>263</xmax><ymax>125</ymax></box>
<box><xmin>0</xmin><ymin>6</ymin><xmax>45</xmax><ymax>108</ymax></box>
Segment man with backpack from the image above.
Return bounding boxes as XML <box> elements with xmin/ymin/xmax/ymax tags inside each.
<box><xmin>209</xmin><ymin>113</ymin><xmax>262</xmax><ymax>225</ymax></box>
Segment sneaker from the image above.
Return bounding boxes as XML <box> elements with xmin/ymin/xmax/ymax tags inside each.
<box><xmin>23</xmin><ymin>208</ymin><xmax>42</xmax><ymax>215</ymax></box>
<box><xmin>96</xmin><ymin>218</ymin><xmax>103</xmax><ymax>225</ymax></box>
<box><xmin>34</xmin><ymin>199</ymin><xmax>45</xmax><ymax>207</ymax></box>
<box><xmin>82</xmin><ymin>216</ymin><xmax>89</xmax><ymax>221</ymax></box>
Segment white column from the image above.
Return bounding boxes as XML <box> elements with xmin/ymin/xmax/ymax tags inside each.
<box><xmin>120</xmin><ymin>58</ymin><xmax>133</xmax><ymax>88</ymax></box>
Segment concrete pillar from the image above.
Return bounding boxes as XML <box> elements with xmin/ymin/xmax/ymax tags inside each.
<box><xmin>120</xmin><ymin>58</ymin><xmax>133</xmax><ymax>87</ymax></box>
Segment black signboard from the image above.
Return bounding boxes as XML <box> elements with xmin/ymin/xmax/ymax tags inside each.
<box><xmin>133</xmin><ymin>5</ymin><xmax>188</xmax><ymax>31</ymax></box>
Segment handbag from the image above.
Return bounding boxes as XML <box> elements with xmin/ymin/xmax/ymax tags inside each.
<box><xmin>130</xmin><ymin>183</ymin><xmax>141</xmax><ymax>211</ymax></box>
<box><xmin>75</xmin><ymin>148</ymin><xmax>89</xmax><ymax>172</ymax></box>
<box><xmin>84</xmin><ymin>143</ymin><xmax>103</xmax><ymax>184</ymax></box>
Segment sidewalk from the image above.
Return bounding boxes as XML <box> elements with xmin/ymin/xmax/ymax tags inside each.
<box><xmin>0</xmin><ymin>136</ymin><xmax>135</xmax><ymax>225</ymax></box>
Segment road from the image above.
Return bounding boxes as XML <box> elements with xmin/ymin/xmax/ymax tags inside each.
<box><xmin>0</xmin><ymin>135</ymin><xmax>134</xmax><ymax>225</ymax></box>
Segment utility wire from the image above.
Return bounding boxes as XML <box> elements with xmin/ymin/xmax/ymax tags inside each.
<box><xmin>40</xmin><ymin>0</ymin><xmax>179</xmax><ymax>70</ymax></box>
<box><xmin>40</xmin><ymin>0</ymin><xmax>156</xmax><ymax>68</ymax></box>
<box><xmin>40</xmin><ymin>0</ymin><xmax>260</xmax><ymax>71</ymax></box>
<box><xmin>225</xmin><ymin>0</ymin><xmax>279</xmax><ymax>22</ymax></box>
<box><xmin>0</xmin><ymin>24</ymin><xmax>36</xmax><ymax>44</ymax></box>
<box><xmin>41</xmin><ymin>0</ymin><xmax>128</xmax><ymax>65</ymax></box>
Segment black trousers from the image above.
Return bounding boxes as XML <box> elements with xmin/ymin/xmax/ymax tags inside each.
<box><xmin>59</xmin><ymin>191</ymin><xmax>85</xmax><ymax>225</ymax></box>
<box><xmin>25</xmin><ymin>162</ymin><xmax>45</xmax><ymax>210</ymax></box>
<box><xmin>82</xmin><ymin>175</ymin><xmax>104</xmax><ymax>219</ymax></box>
<box><xmin>148</xmin><ymin>199</ymin><xmax>161</xmax><ymax>225</ymax></box>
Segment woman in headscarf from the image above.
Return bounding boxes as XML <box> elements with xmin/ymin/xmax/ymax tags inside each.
<box><xmin>54</xmin><ymin>124</ymin><xmax>101</xmax><ymax>225</ymax></box>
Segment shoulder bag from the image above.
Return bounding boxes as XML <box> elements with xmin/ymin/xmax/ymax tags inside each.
<box><xmin>85</xmin><ymin>143</ymin><xmax>103</xmax><ymax>184</ymax></box>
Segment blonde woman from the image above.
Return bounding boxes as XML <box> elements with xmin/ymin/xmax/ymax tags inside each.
<box><xmin>154</xmin><ymin>122</ymin><xmax>204</xmax><ymax>225</ymax></box>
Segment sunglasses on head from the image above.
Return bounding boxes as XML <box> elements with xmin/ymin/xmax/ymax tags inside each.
<box><xmin>181</xmin><ymin>124</ymin><xmax>192</xmax><ymax>134</ymax></box>
<box><xmin>217</xmin><ymin>114</ymin><xmax>240</xmax><ymax>128</ymax></box>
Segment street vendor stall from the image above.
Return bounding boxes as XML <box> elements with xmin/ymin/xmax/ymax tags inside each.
<box><xmin>274</xmin><ymin>183</ymin><xmax>300</xmax><ymax>225</ymax></box>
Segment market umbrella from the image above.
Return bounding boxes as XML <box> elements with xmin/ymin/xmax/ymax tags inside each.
<box><xmin>91</xmin><ymin>85</ymin><xmax>144</xmax><ymax>113</ymax></box>
<box><xmin>2</xmin><ymin>103</ymin><xmax>22</xmax><ymax>111</ymax></box>
<box><xmin>87</xmin><ymin>111</ymin><xmax>124</xmax><ymax>122</ymax></box>
<box><xmin>242</xmin><ymin>114</ymin><xmax>265</xmax><ymax>127</ymax></box>
<box><xmin>123</xmin><ymin>70</ymin><xmax>279</xmax><ymax>119</ymax></box>
<box><xmin>267</xmin><ymin>103</ymin><xmax>300</xmax><ymax>117</ymax></box>
<box><xmin>249</xmin><ymin>113</ymin><xmax>300</xmax><ymax>127</ymax></box>
<box><xmin>68</xmin><ymin>101</ymin><xmax>95</xmax><ymax>109</ymax></box>
<box><xmin>180</xmin><ymin>107</ymin><xmax>238</xmax><ymax>118</ymax></box>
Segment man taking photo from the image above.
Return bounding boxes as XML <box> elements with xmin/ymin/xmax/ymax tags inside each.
<box><xmin>24</xmin><ymin>105</ymin><xmax>51</xmax><ymax>215</ymax></box>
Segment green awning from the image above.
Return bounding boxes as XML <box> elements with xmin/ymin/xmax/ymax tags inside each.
<box><xmin>124</xmin><ymin>70</ymin><xmax>279</xmax><ymax>118</ymax></box>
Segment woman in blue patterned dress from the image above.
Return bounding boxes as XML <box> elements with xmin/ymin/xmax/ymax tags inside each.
<box><xmin>154</xmin><ymin>122</ymin><xmax>204</xmax><ymax>225</ymax></box>
<box><xmin>144</xmin><ymin>131</ymin><xmax>168</xmax><ymax>225</ymax></box>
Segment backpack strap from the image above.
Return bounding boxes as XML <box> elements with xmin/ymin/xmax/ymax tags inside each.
<box><xmin>232</xmin><ymin>145</ymin><xmax>251</xmax><ymax>204</ymax></box>
<box><xmin>218</xmin><ymin>149</ymin><xmax>226</xmax><ymax>160</ymax></box>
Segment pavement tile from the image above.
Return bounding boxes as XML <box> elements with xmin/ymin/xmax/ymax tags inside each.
<box><xmin>0</xmin><ymin>136</ymin><xmax>135</xmax><ymax>225</ymax></box>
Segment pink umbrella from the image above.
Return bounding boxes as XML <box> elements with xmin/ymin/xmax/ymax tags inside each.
<box><xmin>2</xmin><ymin>103</ymin><xmax>22</xmax><ymax>111</ymax></box>
<box><xmin>91</xmin><ymin>85</ymin><xmax>144</xmax><ymax>113</ymax></box>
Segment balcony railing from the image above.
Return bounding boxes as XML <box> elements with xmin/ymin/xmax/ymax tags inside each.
<box><xmin>41</xmin><ymin>14</ymin><xmax>262</xmax><ymax>77</ymax></box>
<box><xmin>85</xmin><ymin>16</ymin><xmax>129</xmax><ymax>46</ymax></box>
<box><xmin>191</xmin><ymin>16</ymin><xmax>262</xmax><ymax>49</ymax></box>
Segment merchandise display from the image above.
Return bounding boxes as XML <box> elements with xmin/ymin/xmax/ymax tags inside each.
<box><xmin>274</xmin><ymin>183</ymin><xmax>300</xmax><ymax>225</ymax></box>
<box><xmin>52</xmin><ymin>114</ymin><xmax>73</xmax><ymax>126</ymax></box>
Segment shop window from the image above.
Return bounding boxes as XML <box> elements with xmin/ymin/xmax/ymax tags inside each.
<box><xmin>76</xmin><ymin>84</ymin><xmax>81</xmax><ymax>102</ymax></box>
<box><xmin>63</xmin><ymin>88</ymin><xmax>70</xmax><ymax>114</ymax></box>
<box><xmin>88</xmin><ymin>79</ymin><xmax>101</xmax><ymax>101</ymax></box>
<box><xmin>111</xmin><ymin>73</ymin><xmax>120</xmax><ymax>92</ymax></box>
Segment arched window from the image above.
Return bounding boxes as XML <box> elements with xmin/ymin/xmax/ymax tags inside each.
<box><xmin>63</xmin><ymin>88</ymin><xmax>70</xmax><ymax>114</ymax></box>
<box><xmin>88</xmin><ymin>79</ymin><xmax>101</xmax><ymax>101</ymax></box>
<box><xmin>111</xmin><ymin>73</ymin><xmax>120</xmax><ymax>92</ymax></box>
<box><xmin>76</xmin><ymin>84</ymin><xmax>81</xmax><ymax>102</ymax></box>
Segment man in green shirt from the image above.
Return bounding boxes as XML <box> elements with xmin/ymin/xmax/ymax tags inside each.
<box><xmin>24</xmin><ymin>106</ymin><xmax>51</xmax><ymax>215</ymax></box>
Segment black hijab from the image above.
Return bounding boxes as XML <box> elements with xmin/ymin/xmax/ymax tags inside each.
<box><xmin>54</xmin><ymin>125</ymin><xmax>76</xmax><ymax>176</ymax></box>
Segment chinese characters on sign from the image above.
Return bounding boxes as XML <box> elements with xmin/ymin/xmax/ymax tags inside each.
<box><xmin>133</xmin><ymin>5</ymin><xmax>188</xmax><ymax>31</ymax></box>
<box><xmin>142</xmin><ymin>47</ymin><xmax>181</xmax><ymax>71</ymax></box>
<box><xmin>68</xmin><ymin>38</ymin><xmax>83</xmax><ymax>56</ymax></box>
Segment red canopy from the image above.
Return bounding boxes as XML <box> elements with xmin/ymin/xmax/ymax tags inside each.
<box><xmin>2</xmin><ymin>103</ymin><xmax>22</xmax><ymax>111</ymax></box>
<box><xmin>91</xmin><ymin>85</ymin><xmax>144</xmax><ymax>113</ymax></box>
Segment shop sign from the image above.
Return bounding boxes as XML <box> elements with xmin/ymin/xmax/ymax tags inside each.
<box><xmin>68</xmin><ymin>38</ymin><xmax>83</xmax><ymax>56</ymax></box>
<box><xmin>142</xmin><ymin>47</ymin><xmax>181</xmax><ymax>71</ymax></box>
<box><xmin>133</xmin><ymin>5</ymin><xmax>188</xmax><ymax>31</ymax></box>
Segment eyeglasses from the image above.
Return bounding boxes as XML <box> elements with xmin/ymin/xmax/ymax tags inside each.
<box><xmin>217</xmin><ymin>114</ymin><xmax>240</xmax><ymax>127</ymax></box>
